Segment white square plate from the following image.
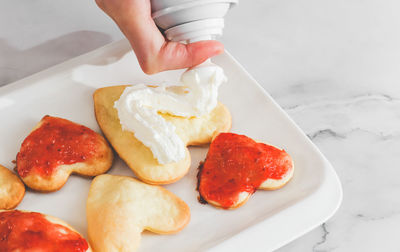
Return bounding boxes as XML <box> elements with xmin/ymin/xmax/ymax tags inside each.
<box><xmin>0</xmin><ymin>40</ymin><xmax>342</xmax><ymax>251</ymax></box>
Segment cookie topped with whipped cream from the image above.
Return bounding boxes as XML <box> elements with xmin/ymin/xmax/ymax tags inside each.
<box><xmin>94</xmin><ymin>62</ymin><xmax>231</xmax><ymax>184</ymax></box>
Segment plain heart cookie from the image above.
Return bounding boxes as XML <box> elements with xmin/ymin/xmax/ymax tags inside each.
<box><xmin>93</xmin><ymin>85</ymin><xmax>231</xmax><ymax>184</ymax></box>
<box><xmin>0</xmin><ymin>210</ymin><xmax>91</xmax><ymax>251</ymax></box>
<box><xmin>197</xmin><ymin>133</ymin><xmax>294</xmax><ymax>209</ymax></box>
<box><xmin>87</xmin><ymin>174</ymin><xmax>190</xmax><ymax>252</ymax></box>
<box><xmin>16</xmin><ymin>115</ymin><xmax>113</xmax><ymax>192</ymax></box>
<box><xmin>0</xmin><ymin>165</ymin><xmax>25</xmax><ymax>210</ymax></box>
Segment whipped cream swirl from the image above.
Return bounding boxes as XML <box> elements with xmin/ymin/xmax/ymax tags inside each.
<box><xmin>114</xmin><ymin>62</ymin><xmax>226</xmax><ymax>164</ymax></box>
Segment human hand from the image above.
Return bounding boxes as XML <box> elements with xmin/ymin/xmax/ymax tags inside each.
<box><xmin>95</xmin><ymin>0</ymin><xmax>224</xmax><ymax>74</ymax></box>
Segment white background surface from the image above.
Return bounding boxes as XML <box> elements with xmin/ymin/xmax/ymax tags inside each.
<box><xmin>2</xmin><ymin>0</ymin><xmax>400</xmax><ymax>251</ymax></box>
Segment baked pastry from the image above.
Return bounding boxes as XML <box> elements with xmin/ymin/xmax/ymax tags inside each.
<box><xmin>0</xmin><ymin>165</ymin><xmax>25</xmax><ymax>209</ymax></box>
<box><xmin>0</xmin><ymin>210</ymin><xmax>91</xmax><ymax>251</ymax></box>
<box><xmin>87</xmin><ymin>174</ymin><xmax>190</xmax><ymax>252</ymax></box>
<box><xmin>197</xmin><ymin>133</ymin><xmax>294</xmax><ymax>209</ymax></box>
<box><xmin>93</xmin><ymin>85</ymin><xmax>231</xmax><ymax>184</ymax></box>
<box><xmin>16</xmin><ymin>115</ymin><xmax>113</xmax><ymax>192</ymax></box>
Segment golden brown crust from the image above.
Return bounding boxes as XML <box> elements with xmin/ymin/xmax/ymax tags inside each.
<box><xmin>259</xmin><ymin>177</ymin><xmax>293</xmax><ymax>191</ymax></box>
<box><xmin>0</xmin><ymin>165</ymin><xmax>25</xmax><ymax>210</ymax></box>
<box><xmin>93</xmin><ymin>85</ymin><xmax>231</xmax><ymax>185</ymax></box>
<box><xmin>206</xmin><ymin>195</ymin><xmax>251</xmax><ymax>210</ymax></box>
<box><xmin>17</xmin><ymin>116</ymin><xmax>114</xmax><ymax>192</ymax></box>
<box><xmin>87</xmin><ymin>174</ymin><xmax>190</xmax><ymax>252</ymax></box>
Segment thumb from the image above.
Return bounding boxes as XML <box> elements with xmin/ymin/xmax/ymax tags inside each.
<box><xmin>154</xmin><ymin>40</ymin><xmax>224</xmax><ymax>73</ymax></box>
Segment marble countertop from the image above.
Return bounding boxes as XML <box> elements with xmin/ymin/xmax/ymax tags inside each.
<box><xmin>2</xmin><ymin>0</ymin><xmax>399</xmax><ymax>251</ymax></box>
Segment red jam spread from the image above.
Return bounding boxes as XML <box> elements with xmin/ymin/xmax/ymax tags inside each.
<box><xmin>17</xmin><ymin>116</ymin><xmax>100</xmax><ymax>178</ymax></box>
<box><xmin>0</xmin><ymin>210</ymin><xmax>89</xmax><ymax>251</ymax></box>
<box><xmin>198</xmin><ymin>133</ymin><xmax>292</xmax><ymax>208</ymax></box>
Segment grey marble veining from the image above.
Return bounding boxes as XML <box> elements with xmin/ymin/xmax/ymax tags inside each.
<box><xmin>280</xmin><ymin>91</ymin><xmax>400</xmax><ymax>251</ymax></box>
<box><xmin>2</xmin><ymin>0</ymin><xmax>400</xmax><ymax>251</ymax></box>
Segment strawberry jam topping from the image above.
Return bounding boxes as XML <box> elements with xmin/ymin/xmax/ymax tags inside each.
<box><xmin>198</xmin><ymin>133</ymin><xmax>293</xmax><ymax>208</ymax></box>
<box><xmin>0</xmin><ymin>210</ymin><xmax>89</xmax><ymax>251</ymax></box>
<box><xmin>16</xmin><ymin>116</ymin><xmax>100</xmax><ymax>178</ymax></box>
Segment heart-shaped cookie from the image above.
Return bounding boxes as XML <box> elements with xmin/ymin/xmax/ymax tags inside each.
<box><xmin>87</xmin><ymin>174</ymin><xmax>190</xmax><ymax>252</ymax></box>
<box><xmin>198</xmin><ymin>133</ymin><xmax>294</xmax><ymax>209</ymax></box>
<box><xmin>0</xmin><ymin>165</ymin><xmax>25</xmax><ymax>210</ymax></box>
<box><xmin>0</xmin><ymin>210</ymin><xmax>91</xmax><ymax>251</ymax></box>
<box><xmin>93</xmin><ymin>85</ymin><xmax>231</xmax><ymax>184</ymax></box>
<box><xmin>16</xmin><ymin>116</ymin><xmax>113</xmax><ymax>192</ymax></box>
